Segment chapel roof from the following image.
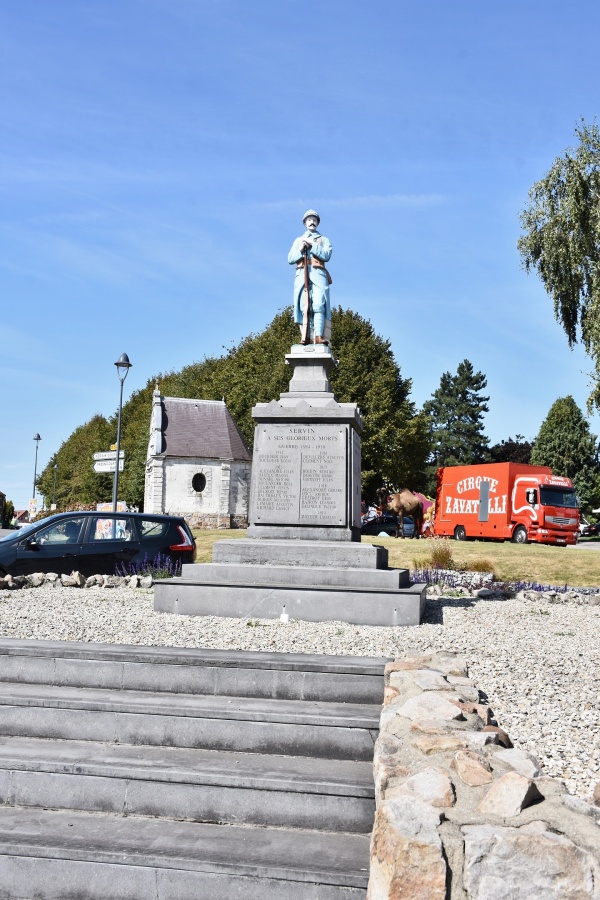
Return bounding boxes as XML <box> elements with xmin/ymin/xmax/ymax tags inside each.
<box><xmin>158</xmin><ymin>397</ymin><xmax>251</xmax><ymax>461</ymax></box>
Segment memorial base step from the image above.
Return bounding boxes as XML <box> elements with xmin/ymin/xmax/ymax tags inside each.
<box><xmin>155</xmin><ymin>578</ymin><xmax>426</xmax><ymax>626</ymax></box>
<box><xmin>181</xmin><ymin>562</ymin><xmax>410</xmax><ymax>589</ymax></box>
<box><xmin>213</xmin><ymin>538</ymin><xmax>388</xmax><ymax>569</ymax></box>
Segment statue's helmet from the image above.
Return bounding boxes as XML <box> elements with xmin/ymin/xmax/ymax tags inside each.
<box><xmin>302</xmin><ymin>209</ymin><xmax>320</xmax><ymax>225</ymax></box>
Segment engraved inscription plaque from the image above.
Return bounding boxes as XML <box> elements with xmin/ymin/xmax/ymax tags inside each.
<box><xmin>251</xmin><ymin>424</ymin><xmax>347</xmax><ymax>526</ymax></box>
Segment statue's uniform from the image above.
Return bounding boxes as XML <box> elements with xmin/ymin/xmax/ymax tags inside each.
<box><xmin>288</xmin><ymin>230</ymin><xmax>332</xmax><ymax>340</ymax></box>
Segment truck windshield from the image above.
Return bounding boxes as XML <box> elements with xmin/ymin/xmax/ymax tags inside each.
<box><xmin>539</xmin><ymin>487</ymin><xmax>578</xmax><ymax>508</ymax></box>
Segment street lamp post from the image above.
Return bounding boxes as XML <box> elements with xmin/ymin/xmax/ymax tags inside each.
<box><xmin>52</xmin><ymin>464</ymin><xmax>58</xmax><ymax>508</ymax></box>
<box><xmin>112</xmin><ymin>353</ymin><xmax>132</xmax><ymax>513</ymax></box>
<box><xmin>32</xmin><ymin>434</ymin><xmax>41</xmax><ymax>500</ymax></box>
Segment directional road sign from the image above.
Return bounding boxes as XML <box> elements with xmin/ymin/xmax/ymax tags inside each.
<box><xmin>93</xmin><ymin>459</ymin><xmax>124</xmax><ymax>473</ymax></box>
<box><xmin>92</xmin><ymin>451</ymin><xmax>125</xmax><ymax>461</ymax></box>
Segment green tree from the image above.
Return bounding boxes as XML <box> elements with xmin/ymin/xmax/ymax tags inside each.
<box><xmin>518</xmin><ymin>120</ymin><xmax>600</xmax><ymax>408</ymax></box>
<box><xmin>327</xmin><ymin>308</ymin><xmax>430</xmax><ymax>496</ymax></box>
<box><xmin>489</xmin><ymin>434</ymin><xmax>533</xmax><ymax>464</ymax></box>
<box><xmin>37</xmin><ymin>415</ymin><xmax>114</xmax><ymax>508</ymax></box>
<box><xmin>422</xmin><ymin>359</ymin><xmax>490</xmax><ymax>492</ymax></box>
<box><xmin>38</xmin><ymin>307</ymin><xmax>430</xmax><ymax>507</ymax></box>
<box><xmin>1</xmin><ymin>499</ymin><xmax>14</xmax><ymax>528</ymax></box>
<box><xmin>530</xmin><ymin>395</ymin><xmax>600</xmax><ymax>513</ymax></box>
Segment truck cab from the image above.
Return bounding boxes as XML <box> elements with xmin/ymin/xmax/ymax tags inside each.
<box><xmin>511</xmin><ymin>475</ymin><xmax>579</xmax><ymax>545</ymax></box>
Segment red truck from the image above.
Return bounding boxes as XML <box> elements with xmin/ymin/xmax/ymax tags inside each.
<box><xmin>433</xmin><ymin>463</ymin><xmax>579</xmax><ymax>545</ymax></box>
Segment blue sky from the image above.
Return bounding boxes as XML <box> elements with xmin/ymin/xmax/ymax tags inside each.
<box><xmin>2</xmin><ymin>0</ymin><xmax>600</xmax><ymax>509</ymax></box>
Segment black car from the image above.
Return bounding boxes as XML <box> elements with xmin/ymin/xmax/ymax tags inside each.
<box><xmin>361</xmin><ymin>513</ymin><xmax>416</xmax><ymax>538</ymax></box>
<box><xmin>0</xmin><ymin>511</ymin><xmax>196</xmax><ymax>577</ymax></box>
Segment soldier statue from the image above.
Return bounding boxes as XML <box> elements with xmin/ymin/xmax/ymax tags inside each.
<box><xmin>288</xmin><ymin>210</ymin><xmax>332</xmax><ymax>345</ymax></box>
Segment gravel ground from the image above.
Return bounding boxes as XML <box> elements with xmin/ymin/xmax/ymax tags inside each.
<box><xmin>0</xmin><ymin>585</ymin><xmax>598</xmax><ymax>803</ymax></box>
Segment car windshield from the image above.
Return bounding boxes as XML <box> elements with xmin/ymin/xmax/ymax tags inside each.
<box><xmin>0</xmin><ymin>521</ymin><xmax>38</xmax><ymax>541</ymax></box>
<box><xmin>539</xmin><ymin>487</ymin><xmax>579</xmax><ymax>509</ymax></box>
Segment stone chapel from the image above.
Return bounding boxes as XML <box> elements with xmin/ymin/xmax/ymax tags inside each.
<box><xmin>144</xmin><ymin>388</ymin><xmax>252</xmax><ymax>528</ymax></box>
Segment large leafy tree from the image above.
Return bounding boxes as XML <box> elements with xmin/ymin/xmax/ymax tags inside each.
<box><xmin>422</xmin><ymin>359</ymin><xmax>490</xmax><ymax>492</ymax></box>
<box><xmin>38</xmin><ymin>307</ymin><xmax>430</xmax><ymax>507</ymax></box>
<box><xmin>518</xmin><ymin>120</ymin><xmax>600</xmax><ymax>407</ymax></box>
<box><xmin>530</xmin><ymin>395</ymin><xmax>600</xmax><ymax>513</ymax></box>
<box><xmin>37</xmin><ymin>415</ymin><xmax>115</xmax><ymax>509</ymax></box>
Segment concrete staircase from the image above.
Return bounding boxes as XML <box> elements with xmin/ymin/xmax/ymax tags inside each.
<box><xmin>0</xmin><ymin>638</ymin><xmax>387</xmax><ymax>899</ymax></box>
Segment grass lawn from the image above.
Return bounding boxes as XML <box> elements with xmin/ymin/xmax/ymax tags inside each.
<box><xmin>192</xmin><ymin>528</ymin><xmax>600</xmax><ymax>588</ymax></box>
<box><xmin>192</xmin><ymin>528</ymin><xmax>247</xmax><ymax>564</ymax></box>
<box><xmin>365</xmin><ymin>536</ymin><xmax>600</xmax><ymax>587</ymax></box>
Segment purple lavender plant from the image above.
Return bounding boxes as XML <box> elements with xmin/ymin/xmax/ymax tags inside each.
<box><xmin>116</xmin><ymin>552</ymin><xmax>182</xmax><ymax>579</ymax></box>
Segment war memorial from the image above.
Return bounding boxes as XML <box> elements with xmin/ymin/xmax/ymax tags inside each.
<box><xmin>155</xmin><ymin>210</ymin><xmax>426</xmax><ymax>626</ymax></box>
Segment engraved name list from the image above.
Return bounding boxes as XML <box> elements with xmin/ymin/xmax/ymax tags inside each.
<box><xmin>252</xmin><ymin>424</ymin><xmax>347</xmax><ymax>526</ymax></box>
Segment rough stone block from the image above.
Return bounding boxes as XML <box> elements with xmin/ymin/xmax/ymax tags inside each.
<box><xmin>388</xmin><ymin>766</ymin><xmax>455</xmax><ymax>808</ymax></box>
<box><xmin>394</xmin><ymin>692</ymin><xmax>465</xmax><ymax>722</ymax></box>
<box><xmin>413</xmin><ymin>734</ymin><xmax>471</xmax><ymax>756</ymax></box>
<box><xmin>477</xmin><ymin>772</ymin><xmax>543</xmax><ymax>818</ymax></box>
<box><xmin>451</xmin><ymin>749</ymin><xmax>493</xmax><ymax>786</ymax></box>
<box><xmin>463</xmin><ymin>821</ymin><xmax>600</xmax><ymax>899</ymax></box>
<box><xmin>26</xmin><ymin>573</ymin><xmax>45</xmax><ymax>587</ymax></box>
<box><xmin>494</xmin><ymin>748</ymin><xmax>542</xmax><ymax>779</ymax></box>
<box><xmin>367</xmin><ymin>794</ymin><xmax>446</xmax><ymax>899</ymax></box>
<box><xmin>482</xmin><ymin>725</ymin><xmax>513</xmax><ymax>748</ymax></box>
<box><xmin>60</xmin><ymin>574</ymin><xmax>79</xmax><ymax>587</ymax></box>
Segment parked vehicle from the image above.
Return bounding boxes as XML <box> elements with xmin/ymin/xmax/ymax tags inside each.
<box><xmin>578</xmin><ymin>516</ymin><xmax>600</xmax><ymax>537</ymax></box>
<box><xmin>361</xmin><ymin>513</ymin><xmax>415</xmax><ymax>538</ymax></box>
<box><xmin>433</xmin><ymin>463</ymin><xmax>579</xmax><ymax>546</ymax></box>
<box><xmin>0</xmin><ymin>512</ymin><xmax>196</xmax><ymax>577</ymax></box>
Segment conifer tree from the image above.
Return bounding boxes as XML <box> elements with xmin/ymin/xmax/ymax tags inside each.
<box><xmin>422</xmin><ymin>359</ymin><xmax>490</xmax><ymax>492</ymax></box>
<box><xmin>530</xmin><ymin>396</ymin><xmax>600</xmax><ymax>513</ymax></box>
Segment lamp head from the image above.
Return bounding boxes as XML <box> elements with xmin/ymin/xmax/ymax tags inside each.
<box><xmin>114</xmin><ymin>353</ymin><xmax>132</xmax><ymax>382</ymax></box>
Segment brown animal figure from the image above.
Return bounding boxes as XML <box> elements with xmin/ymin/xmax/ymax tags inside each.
<box><xmin>384</xmin><ymin>489</ymin><xmax>424</xmax><ymax>539</ymax></box>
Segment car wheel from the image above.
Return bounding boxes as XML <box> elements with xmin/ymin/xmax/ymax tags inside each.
<box><xmin>512</xmin><ymin>525</ymin><xmax>528</xmax><ymax>544</ymax></box>
<box><xmin>454</xmin><ymin>526</ymin><xmax>466</xmax><ymax>541</ymax></box>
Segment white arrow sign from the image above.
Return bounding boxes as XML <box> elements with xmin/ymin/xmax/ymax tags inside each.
<box><xmin>93</xmin><ymin>460</ymin><xmax>124</xmax><ymax>473</ymax></box>
<box><xmin>93</xmin><ymin>451</ymin><xmax>125</xmax><ymax>461</ymax></box>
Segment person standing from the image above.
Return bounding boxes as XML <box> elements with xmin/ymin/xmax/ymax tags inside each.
<box><xmin>288</xmin><ymin>210</ymin><xmax>332</xmax><ymax>345</ymax></box>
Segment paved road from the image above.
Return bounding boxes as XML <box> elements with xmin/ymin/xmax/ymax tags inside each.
<box><xmin>568</xmin><ymin>541</ymin><xmax>600</xmax><ymax>550</ymax></box>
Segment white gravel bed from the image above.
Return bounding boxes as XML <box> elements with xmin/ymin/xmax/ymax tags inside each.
<box><xmin>0</xmin><ymin>585</ymin><xmax>598</xmax><ymax>802</ymax></box>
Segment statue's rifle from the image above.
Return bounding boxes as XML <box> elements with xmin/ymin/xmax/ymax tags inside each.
<box><xmin>300</xmin><ymin>244</ymin><xmax>311</xmax><ymax>345</ymax></box>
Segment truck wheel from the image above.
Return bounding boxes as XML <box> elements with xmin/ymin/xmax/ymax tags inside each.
<box><xmin>454</xmin><ymin>526</ymin><xmax>466</xmax><ymax>541</ymax></box>
<box><xmin>512</xmin><ymin>525</ymin><xmax>528</xmax><ymax>544</ymax></box>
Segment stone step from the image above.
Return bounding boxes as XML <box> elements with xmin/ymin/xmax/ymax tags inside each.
<box><xmin>155</xmin><ymin>577</ymin><xmax>426</xmax><ymax>626</ymax></box>
<box><xmin>0</xmin><ymin>639</ymin><xmax>388</xmax><ymax>703</ymax></box>
<box><xmin>213</xmin><ymin>538</ymin><xmax>387</xmax><ymax>569</ymax></box>
<box><xmin>181</xmin><ymin>561</ymin><xmax>410</xmax><ymax>589</ymax></box>
<box><xmin>0</xmin><ymin>736</ymin><xmax>375</xmax><ymax>833</ymax></box>
<box><xmin>0</xmin><ymin>807</ymin><xmax>369</xmax><ymax>899</ymax></box>
<box><xmin>0</xmin><ymin>682</ymin><xmax>380</xmax><ymax>759</ymax></box>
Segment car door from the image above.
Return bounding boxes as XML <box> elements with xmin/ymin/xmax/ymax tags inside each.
<box><xmin>79</xmin><ymin>515</ymin><xmax>140</xmax><ymax>576</ymax></box>
<box><xmin>14</xmin><ymin>517</ymin><xmax>84</xmax><ymax>575</ymax></box>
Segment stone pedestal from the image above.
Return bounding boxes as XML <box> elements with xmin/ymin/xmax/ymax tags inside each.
<box><xmin>155</xmin><ymin>345</ymin><xmax>426</xmax><ymax>626</ymax></box>
<box><xmin>248</xmin><ymin>345</ymin><xmax>361</xmax><ymax>543</ymax></box>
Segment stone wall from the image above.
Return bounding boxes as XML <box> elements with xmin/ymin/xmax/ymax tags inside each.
<box><xmin>145</xmin><ymin>457</ymin><xmax>251</xmax><ymax>528</ymax></box>
<box><xmin>178</xmin><ymin>512</ymin><xmax>248</xmax><ymax>529</ymax></box>
<box><xmin>368</xmin><ymin>651</ymin><xmax>600</xmax><ymax>900</ymax></box>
